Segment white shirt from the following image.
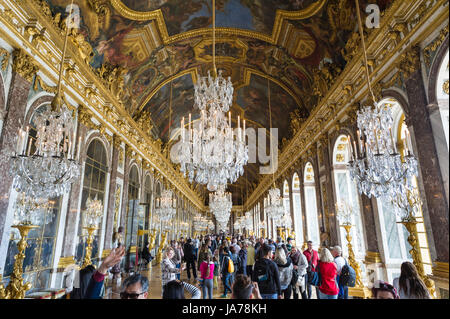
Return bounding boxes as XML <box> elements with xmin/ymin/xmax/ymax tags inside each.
<box><xmin>231</xmin><ymin>243</ymin><xmax>241</xmax><ymax>254</ymax></box>
<box><xmin>334</xmin><ymin>256</ymin><xmax>346</xmax><ymax>276</ymax></box>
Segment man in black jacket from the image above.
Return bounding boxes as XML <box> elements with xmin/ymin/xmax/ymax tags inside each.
<box><xmin>183</xmin><ymin>238</ymin><xmax>197</xmax><ymax>281</ymax></box>
<box><xmin>251</xmin><ymin>244</ymin><xmax>281</xmax><ymax>299</ymax></box>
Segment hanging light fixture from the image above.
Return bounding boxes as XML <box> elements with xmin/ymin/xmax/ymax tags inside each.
<box><xmin>348</xmin><ymin>0</ymin><xmax>418</xmax><ymax>199</ymax></box>
<box><xmin>11</xmin><ymin>1</ymin><xmax>80</xmax><ymax>199</ymax></box>
<box><xmin>209</xmin><ymin>185</ymin><xmax>232</xmax><ymax>215</ymax></box>
<box><xmin>264</xmin><ymin>78</ymin><xmax>284</xmax><ymax>223</ymax></box>
<box><xmin>155</xmin><ymin>188</ymin><xmax>177</xmax><ymax>222</ymax></box>
<box><xmin>178</xmin><ymin>0</ymin><xmax>248</xmax><ymax>191</ymax></box>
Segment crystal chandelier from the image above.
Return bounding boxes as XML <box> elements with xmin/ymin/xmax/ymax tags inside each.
<box><xmin>178</xmin><ymin>0</ymin><xmax>248</xmax><ymax>191</ymax></box>
<box><xmin>280</xmin><ymin>212</ymin><xmax>292</xmax><ymax>229</ymax></box>
<box><xmin>83</xmin><ymin>196</ymin><xmax>103</xmax><ymax>228</ymax></box>
<box><xmin>209</xmin><ymin>184</ymin><xmax>232</xmax><ymax>220</ymax></box>
<box><xmin>265</xmin><ymin>187</ymin><xmax>285</xmax><ymax>225</ymax></box>
<box><xmin>10</xmin><ymin>7</ymin><xmax>80</xmax><ymax>199</ymax></box>
<box><xmin>243</xmin><ymin>211</ymin><xmax>253</xmax><ymax>232</ymax></box>
<box><xmin>348</xmin><ymin>0</ymin><xmax>418</xmax><ymax>199</ymax></box>
<box><xmin>155</xmin><ymin>189</ymin><xmax>177</xmax><ymax>222</ymax></box>
<box><xmin>335</xmin><ymin>200</ymin><xmax>355</xmax><ymax>226</ymax></box>
<box><xmin>13</xmin><ymin>193</ymin><xmax>54</xmax><ymax>227</ymax></box>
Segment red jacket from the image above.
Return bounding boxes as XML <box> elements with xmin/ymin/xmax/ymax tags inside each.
<box><xmin>318</xmin><ymin>261</ymin><xmax>339</xmax><ymax>296</ymax></box>
<box><xmin>303</xmin><ymin>249</ymin><xmax>319</xmax><ymax>271</ymax></box>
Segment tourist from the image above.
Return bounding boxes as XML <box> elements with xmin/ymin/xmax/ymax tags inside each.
<box><xmin>290</xmin><ymin>246</ymin><xmax>308</xmax><ymax>299</ymax></box>
<box><xmin>267</xmin><ymin>239</ymin><xmax>276</xmax><ymax>253</ymax></box>
<box><xmin>162</xmin><ymin>247</ymin><xmax>185</xmax><ymax>289</ymax></box>
<box><xmin>251</xmin><ymin>244</ymin><xmax>281</xmax><ymax>299</ymax></box>
<box><xmin>69</xmin><ymin>265</ymin><xmax>96</xmax><ymax>299</ymax></box>
<box><xmin>275</xmin><ymin>246</ymin><xmax>293</xmax><ymax>299</ymax></box>
<box><xmin>317</xmin><ymin>248</ymin><xmax>339</xmax><ymax>299</ymax></box>
<box><xmin>230</xmin><ymin>245</ymin><xmax>240</xmax><ymax>285</ymax></box>
<box><xmin>237</xmin><ymin>241</ymin><xmax>248</xmax><ymax>276</ymax></box>
<box><xmin>213</xmin><ymin>254</ymin><xmax>220</xmax><ymax>289</ymax></box>
<box><xmin>331</xmin><ymin>245</ymin><xmax>348</xmax><ymax>299</ymax></box>
<box><xmin>246</xmin><ymin>240</ymin><xmax>256</xmax><ymax>279</ymax></box>
<box><xmin>393</xmin><ymin>261</ymin><xmax>431</xmax><ymax>299</ymax></box>
<box><xmin>162</xmin><ymin>280</ymin><xmax>201</xmax><ymax>299</ymax></box>
<box><xmin>286</xmin><ymin>237</ymin><xmax>293</xmax><ymax>252</ymax></box>
<box><xmin>230</xmin><ymin>238</ymin><xmax>241</xmax><ymax>254</ymax></box>
<box><xmin>254</xmin><ymin>237</ymin><xmax>265</xmax><ymax>253</ymax></box>
<box><xmin>85</xmin><ymin>246</ymin><xmax>126</xmax><ymax>299</ymax></box>
<box><xmin>119</xmin><ymin>274</ymin><xmax>149</xmax><ymax>299</ymax></box>
<box><xmin>199</xmin><ymin>255</ymin><xmax>214</xmax><ymax>299</ymax></box>
<box><xmin>372</xmin><ymin>280</ymin><xmax>399</xmax><ymax>299</ymax></box>
<box><xmin>197</xmin><ymin>243</ymin><xmax>213</xmax><ymax>271</ymax></box>
<box><xmin>220</xmin><ymin>246</ymin><xmax>234</xmax><ymax>298</ymax></box>
<box><xmin>231</xmin><ymin>274</ymin><xmax>262</xmax><ymax>299</ymax></box>
<box><xmin>303</xmin><ymin>240</ymin><xmax>319</xmax><ymax>299</ymax></box>
<box><xmin>183</xmin><ymin>238</ymin><xmax>198</xmax><ymax>282</ymax></box>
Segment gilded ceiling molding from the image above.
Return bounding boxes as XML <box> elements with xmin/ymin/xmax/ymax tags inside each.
<box><xmin>12</xmin><ymin>48</ymin><xmax>39</xmax><ymax>82</ymax></box>
<box><xmin>136</xmin><ymin>67</ymin><xmax>198</xmax><ymax>115</ymax></box>
<box><xmin>110</xmin><ymin>0</ymin><xmax>327</xmax><ymax>45</ymax></box>
<box><xmin>424</xmin><ymin>25</ymin><xmax>449</xmax><ymax>67</ymax></box>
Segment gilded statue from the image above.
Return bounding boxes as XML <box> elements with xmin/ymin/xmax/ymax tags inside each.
<box><xmin>69</xmin><ymin>29</ymin><xmax>94</xmax><ymax>65</ymax></box>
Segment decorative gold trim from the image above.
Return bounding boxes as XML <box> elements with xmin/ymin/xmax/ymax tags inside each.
<box><xmin>348</xmin><ymin>287</ymin><xmax>372</xmax><ymax>299</ymax></box>
<box><xmin>57</xmin><ymin>256</ymin><xmax>77</xmax><ymax>269</ymax></box>
<box><xmin>432</xmin><ymin>262</ymin><xmax>449</xmax><ymax>279</ymax></box>
<box><xmin>101</xmin><ymin>249</ymin><xmax>111</xmax><ymax>259</ymax></box>
<box><xmin>110</xmin><ymin>0</ymin><xmax>327</xmax><ymax>45</ymax></box>
<box><xmin>364</xmin><ymin>251</ymin><xmax>383</xmax><ymax>264</ymax></box>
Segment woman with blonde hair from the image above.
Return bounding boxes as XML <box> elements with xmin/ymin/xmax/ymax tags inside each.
<box><xmin>161</xmin><ymin>246</ymin><xmax>185</xmax><ymax>289</ymax></box>
<box><xmin>317</xmin><ymin>248</ymin><xmax>339</xmax><ymax>299</ymax></box>
<box><xmin>274</xmin><ymin>246</ymin><xmax>293</xmax><ymax>299</ymax></box>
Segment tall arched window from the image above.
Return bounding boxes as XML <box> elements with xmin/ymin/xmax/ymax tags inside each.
<box><xmin>75</xmin><ymin>138</ymin><xmax>108</xmax><ymax>266</ymax></box>
<box><xmin>332</xmin><ymin>135</ymin><xmax>366</xmax><ymax>264</ymax></box>
<box><xmin>292</xmin><ymin>173</ymin><xmax>303</xmax><ymax>246</ymax></box>
<box><xmin>3</xmin><ymin>104</ymin><xmax>62</xmax><ymax>290</ymax></box>
<box><xmin>436</xmin><ymin>51</ymin><xmax>449</xmax><ymax>149</ymax></box>
<box><xmin>282</xmin><ymin>180</ymin><xmax>290</xmax><ymax>238</ymax></box>
<box><xmin>304</xmin><ymin>162</ymin><xmax>320</xmax><ymax>249</ymax></box>
<box><xmin>124</xmin><ymin>165</ymin><xmax>140</xmax><ymax>270</ymax></box>
<box><xmin>142</xmin><ymin>175</ymin><xmax>152</xmax><ymax>246</ymax></box>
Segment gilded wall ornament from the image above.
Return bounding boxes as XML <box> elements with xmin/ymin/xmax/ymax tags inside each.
<box><xmin>0</xmin><ymin>48</ymin><xmax>10</xmax><ymax>71</ymax></box>
<box><xmin>12</xmin><ymin>49</ymin><xmax>39</xmax><ymax>82</ymax></box>
<box><xmin>398</xmin><ymin>46</ymin><xmax>420</xmax><ymax>79</ymax></box>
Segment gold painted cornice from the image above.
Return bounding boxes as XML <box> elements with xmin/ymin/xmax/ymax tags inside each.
<box><xmin>57</xmin><ymin>256</ymin><xmax>77</xmax><ymax>269</ymax></box>
<box><xmin>244</xmin><ymin>0</ymin><xmax>449</xmax><ymax>209</ymax></box>
<box><xmin>364</xmin><ymin>251</ymin><xmax>383</xmax><ymax>264</ymax></box>
<box><xmin>432</xmin><ymin>262</ymin><xmax>449</xmax><ymax>279</ymax></box>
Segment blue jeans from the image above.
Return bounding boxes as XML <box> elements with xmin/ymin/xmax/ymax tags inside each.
<box><xmin>176</xmin><ymin>263</ymin><xmax>181</xmax><ymax>280</ymax></box>
<box><xmin>318</xmin><ymin>290</ymin><xmax>338</xmax><ymax>299</ymax></box>
<box><xmin>222</xmin><ymin>273</ymin><xmax>232</xmax><ymax>296</ymax></box>
<box><xmin>261</xmin><ymin>293</ymin><xmax>278</xmax><ymax>299</ymax></box>
<box><xmin>202</xmin><ymin>278</ymin><xmax>213</xmax><ymax>299</ymax></box>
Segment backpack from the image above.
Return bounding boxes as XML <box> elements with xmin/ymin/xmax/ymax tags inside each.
<box><xmin>253</xmin><ymin>260</ymin><xmax>272</xmax><ymax>291</ymax></box>
<box><xmin>339</xmin><ymin>259</ymin><xmax>356</xmax><ymax>287</ymax></box>
<box><xmin>227</xmin><ymin>257</ymin><xmax>235</xmax><ymax>273</ymax></box>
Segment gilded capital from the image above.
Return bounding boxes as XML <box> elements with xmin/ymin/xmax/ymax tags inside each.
<box><xmin>398</xmin><ymin>46</ymin><xmax>420</xmax><ymax>79</ymax></box>
<box><xmin>12</xmin><ymin>49</ymin><xmax>39</xmax><ymax>82</ymax></box>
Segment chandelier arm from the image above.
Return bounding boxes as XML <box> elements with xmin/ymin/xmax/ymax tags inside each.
<box><xmin>355</xmin><ymin>0</ymin><xmax>377</xmax><ymax>106</ymax></box>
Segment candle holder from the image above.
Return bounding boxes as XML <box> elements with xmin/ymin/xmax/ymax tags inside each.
<box><xmin>155</xmin><ymin>230</ymin><xmax>168</xmax><ymax>264</ymax></box>
<box><xmin>394</xmin><ymin>188</ymin><xmax>436</xmax><ymax>297</ymax></box>
<box><xmin>0</xmin><ymin>224</ymin><xmax>38</xmax><ymax>299</ymax></box>
<box><xmin>81</xmin><ymin>225</ymin><xmax>98</xmax><ymax>269</ymax></box>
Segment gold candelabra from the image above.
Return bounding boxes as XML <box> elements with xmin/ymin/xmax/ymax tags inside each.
<box><xmin>0</xmin><ymin>224</ymin><xmax>38</xmax><ymax>299</ymax></box>
<box><xmin>148</xmin><ymin>229</ymin><xmax>157</xmax><ymax>252</ymax></box>
<box><xmin>155</xmin><ymin>230</ymin><xmax>168</xmax><ymax>264</ymax></box>
<box><xmin>399</xmin><ymin>217</ymin><xmax>435</xmax><ymax>297</ymax></box>
<box><xmin>81</xmin><ymin>226</ymin><xmax>98</xmax><ymax>269</ymax></box>
<box><xmin>341</xmin><ymin>224</ymin><xmax>364</xmax><ymax>288</ymax></box>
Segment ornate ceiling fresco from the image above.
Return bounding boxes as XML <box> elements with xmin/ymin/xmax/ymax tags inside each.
<box><xmin>44</xmin><ymin>0</ymin><xmax>394</xmax><ymax>204</ymax></box>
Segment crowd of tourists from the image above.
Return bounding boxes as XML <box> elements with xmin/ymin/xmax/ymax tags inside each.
<box><xmin>68</xmin><ymin>233</ymin><xmax>432</xmax><ymax>299</ymax></box>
